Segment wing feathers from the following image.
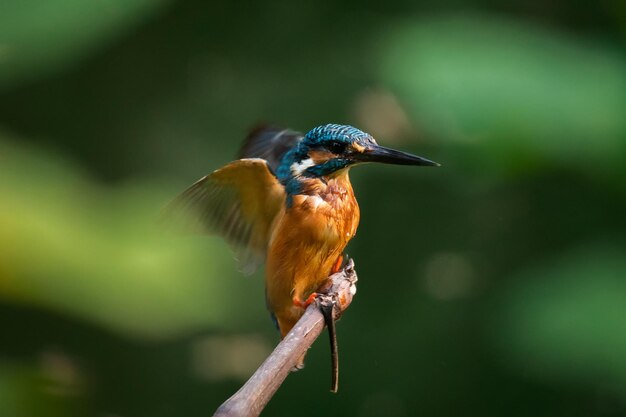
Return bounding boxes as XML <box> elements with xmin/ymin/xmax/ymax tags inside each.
<box><xmin>238</xmin><ymin>125</ymin><xmax>302</xmax><ymax>173</ymax></box>
<box><xmin>163</xmin><ymin>158</ymin><xmax>285</xmax><ymax>274</ymax></box>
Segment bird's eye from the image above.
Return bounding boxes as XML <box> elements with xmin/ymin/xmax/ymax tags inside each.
<box><xmin>327</xmin><ymin>141</ymin><xmax>346</xmax><ymax>154</ymax></box>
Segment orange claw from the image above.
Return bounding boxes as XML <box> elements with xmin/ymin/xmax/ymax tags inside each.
<box><xmin>331</xmin><ymin>255</ymin><xmax>343</xmax><ymax>274</ymax></box>
<box><xmin>293</xmin><ymin>292</ymin><xmax>318</xmax><ymax>308</ymax></box>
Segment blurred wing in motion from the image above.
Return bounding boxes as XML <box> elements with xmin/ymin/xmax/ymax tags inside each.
<box><xmin>238</xmin><ymin>125</ymin><xmax>302</xmax><ymax>173</ymax></box>
<box><xmin>163</xmin><ymin>158</ymin><xmax>285</xmax><ymax>274</ymax></box>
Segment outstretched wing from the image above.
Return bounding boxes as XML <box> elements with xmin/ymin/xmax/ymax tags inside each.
<box><xmin>238</xmin><ymin>125</ymin><xmax>303</xmax><ymax>173</ymax></box>
<box><xmin>163</xmin><ymin>158</ymin><xmax>285</xmax><ymax>274</ymax></box>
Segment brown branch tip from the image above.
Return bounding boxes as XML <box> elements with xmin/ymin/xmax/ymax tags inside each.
<box><xmin>213</xmin><ymin>259</ymin><xmax>358</xmax><ymax>417</ymax></box>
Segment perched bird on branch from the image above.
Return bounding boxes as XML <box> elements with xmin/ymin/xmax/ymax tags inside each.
<box><xmin>165</xmin><ymin>124</ymin><xmax>438</xmax><ymax>371</ymax></box>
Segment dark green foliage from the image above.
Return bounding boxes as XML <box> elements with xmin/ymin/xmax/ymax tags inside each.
<box><xmin>0</xmin><ymin>1</ymin><xmax>625</xmax><ymax>416</ymax></box>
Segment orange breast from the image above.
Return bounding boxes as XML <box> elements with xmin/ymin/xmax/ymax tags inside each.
<box><xmin>265</xmin><ymin>172</ymin><xmax>359</xmax><ymax>337</ymax></box>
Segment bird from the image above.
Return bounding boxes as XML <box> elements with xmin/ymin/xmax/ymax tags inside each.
<box><xmin>164</xmin><ymin>123</ymin><xmax>438</xmax><ymax>384</ymax></box>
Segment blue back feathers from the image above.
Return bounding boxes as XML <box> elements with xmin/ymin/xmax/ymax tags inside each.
<box><xmin>238</xmin><ymin>125</ymin><xmax>302</xmax><ymax>173</ymax></box>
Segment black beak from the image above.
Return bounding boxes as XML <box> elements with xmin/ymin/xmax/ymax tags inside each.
<box><xmin>357</xmin><ymin>145</ymin><xmax>439</xmax><ymax>166</ymax></box>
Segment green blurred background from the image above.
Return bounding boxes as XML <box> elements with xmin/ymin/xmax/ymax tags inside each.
<box><xmin>1</xmin><ymin>1</ymin><xmax>625</xmax><ymax>416</ymax></box>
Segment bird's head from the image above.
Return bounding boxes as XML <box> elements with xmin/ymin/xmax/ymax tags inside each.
<box><xmin>282</xmin><ymin>124</ymin><xmax>438</xmax><ymax>179</ymax></box>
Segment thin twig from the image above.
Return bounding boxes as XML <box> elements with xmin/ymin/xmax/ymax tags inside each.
<box><xmin>213</xmin><ymin>260</ymin><xmax>358</xmax><ymax>417</ymax></box>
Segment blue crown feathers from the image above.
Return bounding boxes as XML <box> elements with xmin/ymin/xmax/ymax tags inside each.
<box><xmin>302</xmin><ymin>124</ymin><xmax>374</xmax><ymax>146</ymax></box>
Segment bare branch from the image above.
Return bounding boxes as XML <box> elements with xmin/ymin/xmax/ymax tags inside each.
<box><xmin>213</xmin><ymin>260</ymin><xmax>358</xmax><ymax>417</ymax></box>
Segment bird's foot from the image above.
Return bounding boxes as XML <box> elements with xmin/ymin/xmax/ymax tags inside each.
<box><xmin>330</xmin><ymin>256</ymin><xmax>343</xmax><ymax>275</ymax></box>
<box><xmin>290</xmin><ymin>352</ymin><xmax>306</xmax><ymax>372</ymax></box>
<box><xmin>330</xmin><ymin>253</ymin><xmax>350</xmax><ymax>275</ymax></box>
<box><xmin>292</xmin><ymin>292</ymin><xmax>318</xmax><ymax>309</ymax></box>
<box><xmin>293</xmin><ymin>258</ymin><xmax>356</xmax><ymax>309</ymax></box>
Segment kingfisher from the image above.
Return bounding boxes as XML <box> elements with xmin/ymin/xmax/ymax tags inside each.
<box><xmin>165</xmin><ymin>124</ymin><xmax>438</xmax><ymax>378</ymax></box>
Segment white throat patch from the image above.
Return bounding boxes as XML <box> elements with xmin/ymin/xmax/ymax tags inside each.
<box><xmin>290</xmin><ymin>158</ymin><xmax>315</xmax><ymax>176</ymax></box>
